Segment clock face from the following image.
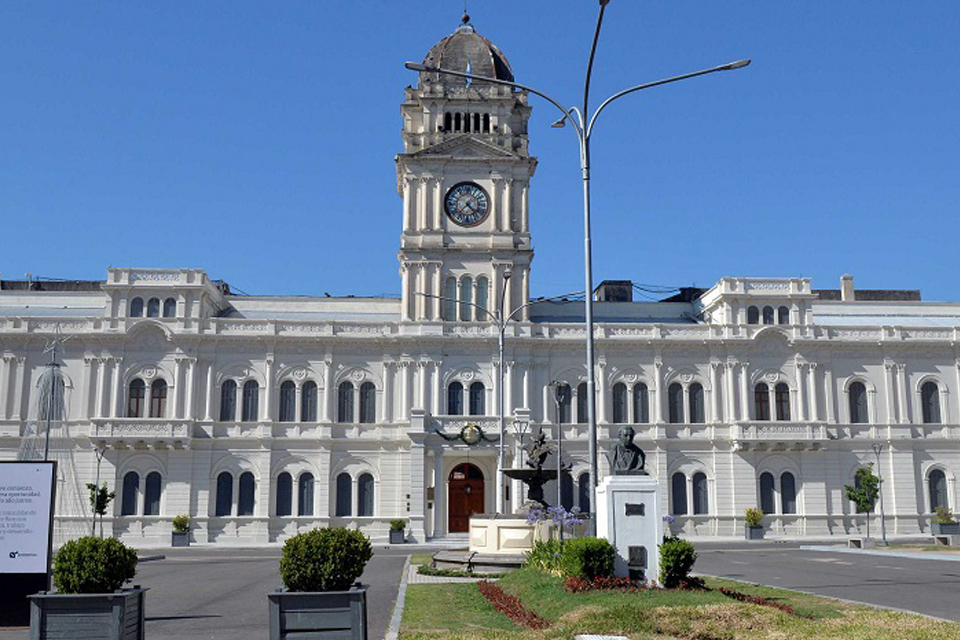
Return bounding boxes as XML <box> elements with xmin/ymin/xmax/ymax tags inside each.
<box><xmin>444</xmin><ymin>182</ymin><xmax>490</xmax><ymax>227</ymax></box>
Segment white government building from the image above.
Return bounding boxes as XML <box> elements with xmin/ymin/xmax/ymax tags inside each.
<box><xmin>1</xmin><ymin>18</ymin><xmax>957</xmax><ymax>545</ymax></box>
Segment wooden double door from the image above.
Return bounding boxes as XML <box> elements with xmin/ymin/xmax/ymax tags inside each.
<box><xmin>448</xmin><ymin>463</ymin><xmax>485</xmax><ymax>533</ymax></box>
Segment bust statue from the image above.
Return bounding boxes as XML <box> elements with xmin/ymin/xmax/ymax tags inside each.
<box><xmin>608</xmin><ymin>425</ymin><xmax>646</xmax><ymax>475</ymax></box>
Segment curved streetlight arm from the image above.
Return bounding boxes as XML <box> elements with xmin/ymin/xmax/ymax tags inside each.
<box><xmin>405</xmin><ymin>62</ymin><xmax>584</xmax><ymax>135</ymax></box>
<box><xmin>586</xmin><ymin>60</ymin><xmax>751</xmax><ymax>138</ymax></box>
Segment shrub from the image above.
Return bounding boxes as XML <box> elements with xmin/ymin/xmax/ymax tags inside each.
<box><xmin>744</xmin><ymin>508</ymin><xmax>764</xmax><ymax>528</ymax></box>
<box><xmin>659</xmin><ymin>536</ymin><xmax>697</xmax><ymax>589</ymax></box>
<box><xmin>389</xmin><ymin>519</ymin><xmax>406</xmax><ymax>532</ymax></box>
<box><xmin>53</xmin><ymin>536</ymin><xmax>138</xmax><ymax>594</ymax></box>
<box><xmin>172</xmin><ymin>514</ymin><xmax>190</xmax><ymax>533</ymax></box>
<box><xmin>525</xmin><ymin>538</ymin><xmax>564</xmax><ymax>575</ymax></box>
<box><xmin>280</xmin><ymin>527</ymin><xmax>372</xmax><ymax>592</ymax></box>
<box><xmin>934</xmin><ymin>506</ymin><xmax>956</xmax><ymax>524</ymax></box>
<box><xmin>560</xmin><ymin>536</ymin><xmax>615</xmax><ymax>580</ymax></box>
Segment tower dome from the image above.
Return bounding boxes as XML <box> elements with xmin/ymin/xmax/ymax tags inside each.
<box><xmin>421</xmin><ymin>15</ymin><xmax>514</xmax><ymax>87</ymax></box>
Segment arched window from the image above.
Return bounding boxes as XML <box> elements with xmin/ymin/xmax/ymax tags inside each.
<box><xmin>762</xmin><ymin>306</ymin><xmax>774</xmax><ymax>325</ymax></box>
<box><xmin>469</xmin><ymin>381</ymin><xmax>485</xmax><ymax>415</ymax></box>
<box><xmin>359</xmin><ymin>382</ymin><xmax>376</xmax><ymax>424</ymax></box>
<box><xmin>442</xmin><ymin>277</ymin><xmax>457</xmax><ymax>321</ymax></box>
<box><xmin>747</xmin><ymin>306</ymin><xmax>760</xmax><ymax>325</ymax></box>
<box><xmin>276</xmin><ymin>472</ymin><xmax>292</xmax><ymax>517</ymax></box>
<box><xmin>448</xmin><ymin>382</ymin><xmax>464</xmax><ymax>415</ymax></box>
<box><xmin>555</xmin><ymin>383</ymin><xmax>571</xmax><ymax>424</ymax></box>
<box><xmin>754</xmin><ymin>383</ymin><xmax>770</xmax><ymax>421</ymax></box>
<box><xmin>578</xmin><ymin>473</ymin><xmax>590</xmax><ymax>513</ymax></box>
<box><xmin>668</xmin><ymin>383</ymin><xmax>684</xmax><ymax>424</ymax></box>
<box><xmin>237</xmin><ymin>472</ymin><xmax>255</xmax><ymax>516</ymax></box>
<box><xmin>759</xmin><ymin>472</ymin><xmax>775</xmax><ymax>514</ymax></box>
<box><xmin>775</xmin><ymin>383</ymin><xmax>790</xmax><ymax>421</ymax></box>
<box><xmin>215</xmin><ymin>472</ymin><xmax>233</xmax><ymax>516</ymax></box>
<box><xmin>560</xmin><ymin>471</ymin><xmax>574</xmax><ymax>510</ymax></box>
<box><xmin>150</xmin><ymin>379</ymin><xmax>167</xmax><ymax>418</ymax></box>
<box><xmin>692</xmin><ymin>472</ymin><xmax>709</xmax><ymax>515</ymax></box>
<box><xmin>130</xmin><ymin>298</ymin><xmax>144</xmax><ymax>317</ymax></box>
<box><xmin>127</xmin><ymin>379</ymin><xmax>146</xmax><ymax>418</ymax></box>
<box><xmin>671</xmin><ymin>472</ymin><xmax>687</xmax><ymax>515</ymax></box>
<box><xmin>279</xmin><ymin>381</ymin><xmax>296</xmax><ymax>422</ymax></box>
<box><xmin>921</xmin><ymin>381</ymin><xmax>941</xmax><ymax>424</ymax></box>
<box><xmin>612</xmin><ymin>383</ymin><xmax>627</xmax><ymax>424</ymax></box>
<box><xmin>144</xmin><ymin>471</ymin><xmax>161</xmax><ymax>516</ymax></box>
<box><xmin>147</xmin><ymin>297</ymin><xmax>161</xmax><ymax>318</ymax></box>
<box><xmin>633</xmin><ymin>383</ymin><xmax>649</xmax><ymax>424</ymax></box>
<box><xmin>576</xmin><ymin>382</ymin><xmax>587</xmax><ymax>424</ymax></box>
<box><xmin>689</xmin><ymin>383</ymin><xmax>705</xmax><ymax>423</ymax></box>
<box><xmin>780</xmin><ymin>472</ymin><xmax>797</xmax><ymax>515</ymax></box>
<box><xmin>220</xmin><ymin>380</ymin><xmax>237</xmax><ymax>421</ymax></box>
<box><xmin>459</xmin><ymin>276</ymin><xmax>473</xmax><ymax>321</ymax></box>
<box><xmin>338</xmin><ymin>381</ymin><xmax>354</xmax><ymax>423</ymax></box>
<box><xmin>301</xmin><ymin>381</ymin><xmax>318</xmax><ymax>422</ymax></box>
<box><xmin>443</xmin><ymin>112</ymin><xmax>452</xmax><ymax>131</ymax></box>
<box><xmin>121</xmin><ymin>471</ymin><xmax>139</xmax><ymax>516</ymax></box>
<box><xmin>358</xmin><ymin>473</ymin><xmax>374</xmax><ymax>517</ymax></box>
<box><xmin>298</xmin><ymin>473</ymin><xmax>315</xmax><ymax>517</ymax></box>
<box><xmin>454</xmin><ymin>112</ymin><xmax>462</xmax><ymax>132</ymax></box>
<box><xmin>162</xmin><ymin>298</ymin><xmax>176</xmax><ymax>318</ymax></box>
<box><xmin>473</xmin><ymin>113</ymin><xmax>480</xmax><ymax>132</ymax></box>
<box><xmin>241</xmin><ymin>381</ymin><xmax>259</xmax><ymax>422</ymax></box>
<box><xmin>929</xmin><ymin>469</ymin><xmax>948</xmax><ymax>512</ymax></box>
<box><xmin>483</xmin><ymin>113</ymin><xmax>491</xmax><ymax>133</ymax></box>
<box><xmin>336</xmin><ymin>473</ymin><xmax>352</xmax><ymax>516</ymax></box>
<box><xmin>849</xmin><ymin>381</ymin><xmax>868</xmax><ymax>423</ymax></box>
<box><xmin>475</xmin><ymin>276</ymin><xmax>489</xmax><ymax>319</ymax></box>
<box><xmin>778</xmin><ymin>306</ymin><xmax>790</xmax><ymax>325</ymax></box>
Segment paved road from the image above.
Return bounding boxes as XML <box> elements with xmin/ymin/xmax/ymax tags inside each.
<box><xmin>0</xmin><ymin>547</ymin><xmax>408</xmax><ymax>640</ymax></box>
<box><xmin>695</xmin><ymin>542</ymin><xmax>960</xmax><ymax>621</ymax></box>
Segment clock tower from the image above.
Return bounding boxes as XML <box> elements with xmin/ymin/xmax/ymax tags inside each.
<box><xmin>397</xmin><ymin>15</ymin><xmax>537</xmax><ymax>323</ymax></box>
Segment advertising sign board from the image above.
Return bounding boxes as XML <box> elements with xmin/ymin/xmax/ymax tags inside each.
<box><xmin>0</xmin><ymin>461</ymin><xmax>57</xmax><ymax>574</ymax></box>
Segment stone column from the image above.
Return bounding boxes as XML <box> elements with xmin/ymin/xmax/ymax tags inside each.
<box><xmin>95</xmin><ymin>358</ymin><xmax>107</xmax><ymax>418</ymax></box>
<box><xmin>110</xmin><ymin>358</ymin><xmax>122</xmax><ymax>419</ymax></box>
<box><xmin>521</xmin><ymin>364</ymin><xmax>531</xmax><ymax>410</ymax></box>
<box><xmin>653</xmin><ymin>358</ymin><xmax>664</xmax><ymax>423</ymax></box>
<box><xmin>492</xmin><ymin>178</ymin><xmax>503</xmax><ymax>232</ymax></box>
<box><xmin>402</xmin><ymin>178</ymin><xmax>413</xmax><ymax>233</ymax></box>
<box><xmin>504</xmin><ymin>179</ymin><xmax>513</xmax><ymax>232</ymax></box>
<box><xmin>263</xmin><ymin>357</ymin><xmax>274</xmax><ymax>421</ymax></box>
<box><xmin>884</xmin><ymin>362</ymin><xmax>897</xmax><ymax>424</ymax></box>
<box><xmin>896</xmin><ymin>364</ymin><xmax>909</xmax><ymax>423</ymax></box>
<box><xmin>204</xmin><ymin>360</ymin><xmax>214</xmax><ymax>421</ymax></box>
<box><xmin>417</xmin><ymin>361</ymin><xmax>427</xmax><ymax>411</ymax></box>
<box><xmin>383</xmin><ymin>362</ymin><xmax>395</xmax><ymax>422</ymax></box>
<box><xmin>408</xmin><ymin>435</ymin><xmax>427</xmax><ymax>542</ymax></box>
<box><xmin>433</xmin><ymin>178</ymin><xmax>442</xmax><ymax>231</ymax></box>
<box><xmin>14</xmin><ymin>356</ymin><xmax>26</xmax><ymax>421</ymax></box>
<box><xmin>521</xmin><ymin>184</ymin><xmax>529</xmax><ymax>232</ymax></box>
<box><xmin>711</xmin><ymin>361</ymin><xmax>722</xmax><ymax>423</ymax></box>
<box><xmin>597</xmin><ymin>358</ymin><xmax>608</xmax><ymax>424</ymax></box>
<box><xmin>81</xmin><ymin>356</ymin><xmax>94</xmax><ymax>419</ymax></box>
<box><xmin>431</xmin><ymin>361</ymin><xmax>441</xmax><ymax>417</ymax></box>
<box><xmin>723</xmin><ymin>362</ymin><xmax>736</xmax><ymax>423</ymax></box>
<box><xmin>184</xmin><ymin>358</ymin><xmax>196</xmax><ymax>420</ymax></box>
<box><xmin>321</xmin><ymin>360</ymin><xmax>332</xmax><ymax>423</ymax></box>
<box><xmin>418</xmin><ymin>177</ymin><xmax>429</xmax><ymax>230</ymax></box>
<box><xmin>171</xmin><ymin>358</ymin><xmax>184</xmax><ymax>419</ymax></box>
<box><xmin>433</xmin><ymin>448</ymin><xmax>445</xmax><ymax>537</ymax></box>
<box><xmin>739</xmin><ymin>362</ymin><xmax>751</xmax><ymax>421</ymax></box>
<box><xmin>0</xmin><ymin>356</ymin><xmax>11</xmax><ymax>420</ymax></box>
<box><xmin>823</xmin><ymin>366</ymin><xmax>835</xmax><ymax>422</ymax></box>
<box><xmin>808</xmin><ymin>364</ymin><xmax>820</xmax><ymax>422</ymax></box>
<box><xmin>401</xmin><ymin>362</ymin><xmax>411</xmax><ymax>420</ymax></box>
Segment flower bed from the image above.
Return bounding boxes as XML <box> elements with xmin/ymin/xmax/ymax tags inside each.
<box><xmin>564</xmin><ymin>576</ymin><xmax>649</xmax><ymax>593</ymax></box>
<box><xmin>477</xmin><ymin>579</ymin><xmax>550</xmax><ymax>629</ymax></box>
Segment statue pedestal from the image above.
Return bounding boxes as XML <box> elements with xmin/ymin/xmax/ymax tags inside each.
<box><xmin>596</xmin><ymin>475</ymin><xmax>662</xmax><ymax>583</ymax></box>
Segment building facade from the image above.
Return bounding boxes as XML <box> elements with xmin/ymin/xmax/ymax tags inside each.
<box><xmin>1</xmin><ymin>20</ymin><xmax>958</xmax><ymax>545</ymax></box>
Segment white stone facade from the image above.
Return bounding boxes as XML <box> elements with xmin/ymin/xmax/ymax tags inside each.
<box><xmin>1</xmin><ymin>22</ymin><xmax>957</xmax><ymax>545</ymax></box>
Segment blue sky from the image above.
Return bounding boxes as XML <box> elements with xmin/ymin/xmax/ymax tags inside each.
<box><xmin>2</xmin><ymin>1</ymin><xmax>958</xmax><ymax>300</ymax></box>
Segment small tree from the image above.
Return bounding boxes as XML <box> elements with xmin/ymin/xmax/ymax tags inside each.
<box><xmin>87</xmin><ymin>483</ymin><xmax>115</xmax><ymax>539</ymax></box>
<box><xmin>845</xmin><ymin>464</ymin><xmax>880</xmax><ymax>538</ymax></box>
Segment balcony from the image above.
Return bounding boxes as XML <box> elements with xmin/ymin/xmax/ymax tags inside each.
<box><xmin>732</xmin><ymin>422</ymin><xmax>826</xmax><ymax>451</ymax></box>
<box><xmin>91</xmin><ymin>418</ymin><xmax>191</xmax><ymax>449</ymax></box>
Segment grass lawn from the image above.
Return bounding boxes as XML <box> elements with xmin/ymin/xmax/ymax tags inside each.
<box><xmin>409</xmin><ymin>553</ymin><xmax>434</xmax><ymax>566</ymax></box>
<box><xmin>399</xmin><ymin>568</ymin><xmax>960</xmax><ymax>640</ymax></box>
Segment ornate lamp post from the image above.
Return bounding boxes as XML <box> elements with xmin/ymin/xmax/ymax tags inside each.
<box><xmin>407</xmin><ymin>0</ymin><xmax>750</xmax><ymax>516</ymax></box>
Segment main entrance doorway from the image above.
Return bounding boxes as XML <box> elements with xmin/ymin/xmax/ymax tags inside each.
<box><xmin>448</xmin><ymin>463</ymin><xmax>484</xmax><ymax>533</ymax></box>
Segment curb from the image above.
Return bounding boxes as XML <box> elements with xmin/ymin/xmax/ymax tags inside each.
<box><xmin>137</xmin><ymin>554</ymin><xmax>166</xmax><ymax>563</ymax></box>
<box><xmin>799</xmin><ymin>545</ymin><xmax>960</xmax><ymax>563</ymax></box>
<box><xmin>384</xmin><ymin>555</ymin><xmax>411</xmax><ymax>640</ymax></box>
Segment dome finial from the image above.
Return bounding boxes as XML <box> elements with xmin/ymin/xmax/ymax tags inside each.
<box><xmin>461</xmin><ymin>12</ymin><xmax>470</xmax><ymax>25</ymax></box>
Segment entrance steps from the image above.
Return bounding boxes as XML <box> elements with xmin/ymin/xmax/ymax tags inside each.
<box><xmin>426</xmin><ymin>533</ymin><xmax>469</xmax><ymax>547</ymax></box>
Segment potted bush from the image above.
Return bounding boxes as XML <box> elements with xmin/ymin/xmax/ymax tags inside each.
<box><xmin>29</xmin><ymin>536</ymin><xmax>143</xmax><ymax>640</ymax></box>
<box><xmin>389</xmin><ymin>519</ymin><xmax>406</xmax><ymax>544</ymax></box>
<box><xmin>268</xmin><ymin>527</ymin><xmax>373</xmax><ymax>640</ymax></box>
<box><xmin>172</xmin><ymin>514</ymin><xmax>191</xmax><ymax>547</ymax></box>
<box><xmin>744</xmin><ymin>508</ymin><xmax>765</xmax><ymax>540</ymax></box>
<box><xmin>932</xmin><ymin>507</ymin><xmax>960</xmax><ymax>536</ymax></box>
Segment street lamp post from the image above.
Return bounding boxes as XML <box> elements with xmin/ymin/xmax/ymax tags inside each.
<box><xmin>549</xmin><ymin>382</ymin><xmax>571</xmax><ymax>509</ymax></box>
<box><xmin>406</xmin><ymin>0</ymin><xmax>750</xmax><ymax>517</ymax></box>
<box><xmin>872</xmin><ymin>443</ymin><xmax>888</xmax><ymax>545</ymax></box>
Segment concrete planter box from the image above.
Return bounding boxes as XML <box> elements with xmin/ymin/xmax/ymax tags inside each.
<box><xmin>932</xmin><ymin>522</ymin><xmax>960</xmax><ymax>536</ymax></box>
<box><xmin>268</xmin><ymin>585</ymin><xmax>367</xmax><ymax>640</ymax></box>
<box><xmin>848</xmin><ymin>537</ymin><xmax>876</xmax><ymax>549</ymax></box>
<box><xmin>29</xmin><ymin>587</ymin><xmax>146</xmax><ymax>640</ymax></box>
<box><xmin>171</xmin><ymin>531</ymin><xmax>191</xmax><ymax>547</ymax></box>
<box><xmin>744</xmin><ymin>525</ymin><xmax>765</xmax><ymax>540</ymax></box>
<box><xmin>389</xmin><ymin>530</ymin><xmax>405</xmax><ymax>544</ymax></box>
